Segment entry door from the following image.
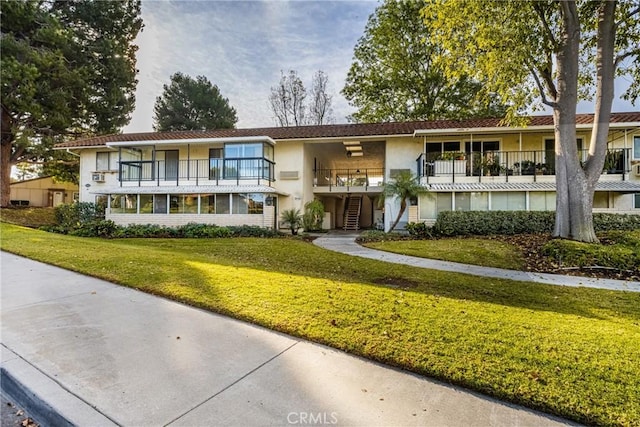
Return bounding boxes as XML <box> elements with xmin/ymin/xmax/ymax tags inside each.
<box><xmin>165</xmin><ymin>150</ymin><xmax>179</xmax><ymax>181</ymax></box>
<box><xmin>52</xmin><ymin>191</ymin><xmax>64</xmax><ymax>206</ymax></box>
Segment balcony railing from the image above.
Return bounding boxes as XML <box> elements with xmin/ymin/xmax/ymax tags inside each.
<box><xmin>119</xmin><ymin>158</ymin><xmax>275</xmax><ymax>185</ymax></box>
<box><xmin>314</xmin><ymin>168</ymin><xmax>384</xmax><ymax>189</ymax></box>
<box><xmin>416</xmin><ymin>148</ymin><xmax>631</xmax><ymax>182</ymax></box>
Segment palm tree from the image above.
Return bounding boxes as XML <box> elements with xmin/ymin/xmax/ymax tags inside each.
<box><xmin>381</xmin><ymin>170</ymin><xmax>427</xmax><ymax>232</ymax></box>
<box><xmin>280</xmin><ymin>208</ymin><xmax>303</xmax><ymax>235</ymax></box>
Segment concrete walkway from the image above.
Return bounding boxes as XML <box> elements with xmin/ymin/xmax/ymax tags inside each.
<box><xmin>0</xmin><ymin>252</ymin><xmax>576</xmax><ymax>426</ymax></box>
<box><xmin>313</xmin><ymin>234</ymin><xmax>640</xmax><ymax>293</ymax></box>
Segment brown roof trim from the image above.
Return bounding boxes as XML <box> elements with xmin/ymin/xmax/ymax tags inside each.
<box><xmin>54</xmin><ymin>112</ymin><xmax>640</xmax><ymax>149</ymax></box>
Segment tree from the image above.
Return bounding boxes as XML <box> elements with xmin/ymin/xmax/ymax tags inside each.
<box><xmin>308</xmin><ymin>71</ymin><xmax>334</xmax><ymax>125</ymax></box>
<box><xmin>423</xmin><ymin>1</ymin><xmax>639</xmax><ymax>242</ymax></box>
<box><xmin>1</xmin><ymin>0</ymin><xmax>142</xmax><ymax>207</ymax></box>
<box><xmin>381</xmin><ymin>170</ymin><xmax>427</xmax><ymax>232</ymax></box>
<box><xmin>342</xmin><ymin>0</ymin><xmax>506</xmax><ymax>123</ymax></box>
<box><xmin>269</xmin><ymin>70</ymin><xmax>334</xmax><ymax>126</ymax></box>
<box><xmin>280</xmin><ymin>208</ymin><xmax>303</xmax><ymax>235</ymax></box>
<box><xmin>153</xmin><ymin>73</ymin><xmax>238</xmax><ymax>131</ymax></box>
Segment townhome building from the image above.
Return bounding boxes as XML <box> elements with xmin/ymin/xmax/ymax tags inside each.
<box><xmin>54</xmin><ymin>112</ymin><xmax>640</xmax><ymax>232</ymax></box>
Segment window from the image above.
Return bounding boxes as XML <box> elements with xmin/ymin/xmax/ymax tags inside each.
<box><xmin>154</xmin><ymin>194</ymin><xmax>167</xmax><ymax>214</ymax></box>
<box><xmin>140</xmin><ymin>195</ymin><xmax>154</xmax><ymax>214</ymax></box>
<box><xmin>491</xmin><ymin>192</ymin><xmax>525</xmax><ymax>211</ymax></box>
<box><xmin>455</xmin><ymin>192</ymin><xmax>488</xmax><ymax>211</ymax></box>
<box><xmin>95</xmin><ymin>195</ymin><xmax>108</xmax><ymax>210</ymax></box>
<box><xmin>593</xmin><ymin>192</ymin><xmax>610</xmax><ymax>209</ymax></box>
<box><xmin>209</xmin><ymin>148</ymin><xmax>222</xmax><ymax>179</ymax></box>
<box><xmin>201</xmin><ymin>194</ymin><xmax>230</xmax><ymax>214</ymax></box>
<box><xmin>96</xmin><ymin>152</ymin><xmax>117</xmax><ymax>171</ymax></box>
<box><xmin>170</xmin><ymin>194</ymin><xmax>198</xmax><ymax>214</ymax></box>
<box><xmin>419</xmin><ymin>193</ymin><xmax>451</xmax><ymax>220</ymax></box>
<box><xmin>110</xmin><ymin>195</ymin><xmax>137</xmax><ymax>214</ymax></box>
<box><xmin>634</xmin><ymin>136</ymin><xmax>640</xmax><ymax>160</ymax></box>
<box><xmin>224</xmin><ymin>143</ymin><xmax>263</xmax><ymax>159</ymax></box>
<box><xmin>530</xmin><ymin>192</ymin><xmax>556</xmax><ymax>211</ymax></box>
<box><xmin>635</xmin><ymin>193</ymin><xmax>640</xmax><ymax>209</ymax></box>
<box><xmin>232</xmin><ymin>194</ymin><xmax>263</xmax><ymax>214</ymax></box>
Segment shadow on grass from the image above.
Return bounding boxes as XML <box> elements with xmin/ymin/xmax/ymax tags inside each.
<box><xmin>113</xmin><ymin>237</ymin><xmax>640</xmax><ymax>323</ymax></box>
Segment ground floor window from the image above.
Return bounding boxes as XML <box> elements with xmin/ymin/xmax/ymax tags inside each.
<box><xmin>108</xmin><ymin>193</ymin><xmax>268</xmax><ymax>215</ymax></box>
<box><xmin>529</xmin><ymin>192</ymin><xmax>556</xmax><ymax>211</ymax></box>
<box><xmin>170</xmin><ymin>194</ymin><xmax>198</xmax><ymax>214</ymax></box>
<box><xmin>232</xmin><ymin>193</ymin><xmax>264</xmax><ymax>214</ymax></box>
<box><xmin>110</xmin><ymin>194</ymin><xmax>137</xmax><ymax>214</ymax></box>
<box><xmin>492</xmin><ymin>192</ymin><xmax>526</xmax><ymax>211</ymax></box>
<box><xmin>634</xmin><ymin>193</ymin><xmax>640</xmax><ymax>209</ymax></box>
<box><xmin>201</xmin><ymin>194</ymin><xmax>230</xmax><ymax>214</ymax></box>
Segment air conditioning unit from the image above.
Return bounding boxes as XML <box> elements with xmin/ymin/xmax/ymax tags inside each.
<box><xmin>91</xmin><ymin>173</ymin><xmax>105</xmax><ymax>182</ymax></box>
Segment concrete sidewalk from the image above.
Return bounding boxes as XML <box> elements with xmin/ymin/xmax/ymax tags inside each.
<box><xmin>313</xmin><ymin>234</ymin><xmax>640</xmax><ymax>293</ymax></box>
<box><xmin>0</xmin><ymin>252</ymin><xmax>575</xmax><ymax>426</ymax></box>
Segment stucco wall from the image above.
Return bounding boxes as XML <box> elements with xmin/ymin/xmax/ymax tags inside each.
<box><xmin>107</xmin><ymin>206</ymin><xmax>275</xmax><ymax>228</ymax></box>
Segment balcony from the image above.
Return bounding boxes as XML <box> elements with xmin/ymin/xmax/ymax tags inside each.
<box><xmin>118</xmin><ymin>158</ymin><xmax>275</xmax><ymax>186</ymax></box>
<box><xmin>417</xmin><ymin>148</ymin><xmax>631</xmax><ymax>183</ymax></box>
<box><xmin>313</xmin><ymin>168</ymin><xmax>384</xmax><ymax>192</ymax></box>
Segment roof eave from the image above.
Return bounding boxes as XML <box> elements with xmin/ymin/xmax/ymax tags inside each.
<box><xmin>106</xmin><ymin>135</ymin><xmax>277</xmax><ymax>148</ymax></box>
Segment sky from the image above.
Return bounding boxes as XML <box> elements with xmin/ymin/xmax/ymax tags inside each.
<box><xmin>124</xmin><ymin>0</ymin><xmax>378</xmax><ymax>132</ymax></box>
<box><xmin>124</xmin><ymin>0</ymin><xmax>637</xmax><ymax>134</ymax></box>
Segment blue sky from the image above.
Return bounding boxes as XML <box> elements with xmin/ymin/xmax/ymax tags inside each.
<box><xmin>125</xmin><ymin>0</ymin><xmax>378</xmax><ymax>132</ymax></box>
<box><xmin>125</xmin><ymin>0</ymin><xmax>637</xmax><ymax>133</ymax></box>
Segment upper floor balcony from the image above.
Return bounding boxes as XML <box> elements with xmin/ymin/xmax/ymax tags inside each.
<box><xmin>118</xmin><ymin>157</ymin><xmax>275</xmax><ymax>186</ymax></box>
<box><xmin>313</xmin><ymin>168</ymin><xmax>385</xmax><ymax>193</ymax></box>
<box><xmin>417</xmin><ymin>148</ymin><xmax>632</xmax><ymax>183</ymax></box>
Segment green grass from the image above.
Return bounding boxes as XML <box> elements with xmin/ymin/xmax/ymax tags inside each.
<box><xmin>0</xmin><ymin>207</ymin><xmax>56</xmax><ymax>228</ymax></box>
<box><xmin>363</xmin><ymin>237</ymin><xmax>525</xmax><ymax>270</ymax></box>
<box><xmin>1</xmin><ymin>223</ymin><xmax>639</xmax><ymax>426</ymax></box>
<box><xmin>543</xmin><ymin>230</ymin><xmax>640</xmax><ymax>275</ymax></box>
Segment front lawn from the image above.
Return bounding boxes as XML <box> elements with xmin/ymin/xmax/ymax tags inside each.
<box><xmin>363</xmin><ymin>237</ymin><xmax>525</xmax><ymax>270</ymax></box>
<box><xmin>1</xmin><ymin>223</ymin><xmax>639</xmax><ymax>426</ymax></box>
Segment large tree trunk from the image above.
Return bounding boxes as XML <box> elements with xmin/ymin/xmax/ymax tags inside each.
<box><xmin>553</xmin><ymin>1</ymin><xmax>601</xmax><ymax>242</ymax></box>
<box><xmin>389</xmin><ymin>198</ymin><xmax>407</xmax><ymax>232</ymax></box>
<box><xmin>1</xmin><ymin>106</ymin><xmax>14</xmax><ymax>208</ymax></box>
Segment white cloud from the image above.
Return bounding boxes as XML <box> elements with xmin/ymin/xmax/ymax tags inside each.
<box><xmin>125</xmin><ymin>0</ymin><xmax>378</xmax><ymax>132</ymax></box>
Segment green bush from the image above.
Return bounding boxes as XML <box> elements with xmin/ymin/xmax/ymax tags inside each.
<box><xmin>303</xmin><ymin>199</ymin><xmax>325</xmax><ymax>232</ymax></box>
<box><xmin>593</xmin><ymin>213</ymin><xmax>640</xmax><ymax>231</ymax></box>
<box><xmin>432</xmin><ymin>211</ymin><xmax>640</xmax><ymax>237</ymax></box>
<box><xmin>405</xmin><ymin>222</ymin><xmax>434</xmax><ymax>238</ymax></box>
<box><xmin>356</xmin><ymin>230</ymin><xmax>408</xmax><ymax>243</ymax></box>
<box><xmin>54</xmin><ymin>202</ymin><xmax>105</xmax><ymax>229</ymax></box>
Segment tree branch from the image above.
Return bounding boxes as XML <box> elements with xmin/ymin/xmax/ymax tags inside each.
<box><xmin>528</xmin><ymin>64</ymin><xmax>558</xmax><ymax>108</ymax></box>
<box><xmin>615</xmin><ymin>48</ymin><xmax>640</xmax><ymax>67</ymax></box>
<box><xmin>532</xmin><ymin>2</ymin><xmax>558</xmax><ymax>49</ymax></box>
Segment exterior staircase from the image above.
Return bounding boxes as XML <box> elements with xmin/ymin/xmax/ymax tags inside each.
<box><xmin>343</xmin><ymin>195</ymin><xmax>362</xmax><ymax>231</ymax></box>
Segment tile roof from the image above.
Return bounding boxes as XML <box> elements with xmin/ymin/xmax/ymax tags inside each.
<box><xmin>55</xmin><ymin>112</ymin><xmax>640</xmax><ymax>149</ymax></box>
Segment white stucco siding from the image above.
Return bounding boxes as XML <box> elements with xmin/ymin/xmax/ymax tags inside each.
<box><xmin>273</xmin><ymin>141</ymin><xmax>305</xmax><ymax>212</ymax></box>
<box><xmin>107</xmin><ymin>206</ymin><xmax>275</xmax><ymax>228</ymax></box>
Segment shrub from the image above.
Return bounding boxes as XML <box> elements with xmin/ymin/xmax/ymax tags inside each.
<box><xmin>405</xmin><ymin>222</ymin><xmax>434</xmax><ymax>239</ymax></box>
<box><xmin>302</xmin><ymin>199</ymin><xmax>325</xmax><ymax>232</ymax></box>
<box><xmin>69</xmin><ymin>220</ymin><xmax>118</xmax><ymax>238</ymax></box>
<box><xmin>54</xmin><ymin>202</ymin><xmax>105</xmax><ymax>227</ymax></box>
<box><xmin>593</xmin><ymin>213</ymin><xmax>640</xmax><ymax>231</ymax></box>
<box><xmin>432</xmin><ymin>211</ymin><xmax>640</xmax><ymax>237</ymax></box>
<box><xmin>280</xmin><ymin>208</ymin><xmax>303</xmax><ymax>235</ymax></box>
<box><xmin>227</xmin><ymin>225</ymin><xmax>282</xmax><ymax>238</ymax></box>
<box><xmin>433</xmin><ymin>211</ymin><xmax>555</xmax><ymax>236</ymax></box>
<box><xmin>356</xmin><ymin>230</ymin><xmax>408</xmax><ymax>243</ymax></box>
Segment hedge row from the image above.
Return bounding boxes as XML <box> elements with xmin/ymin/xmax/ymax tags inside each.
<box><xmin>42</xmin><ymin>221</ymin><xmax>283</xmax><ymax>239</ymax></box>
<box><xmin>407</xmin><ymin>211</ymin><xmax>640</xmax><ymax>237</ymax></box>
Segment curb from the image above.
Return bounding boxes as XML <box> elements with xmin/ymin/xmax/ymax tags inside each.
<box><xmin>1</xmin><ymin>367</ymin><xmax>73</xmax><ymax>427</ymax></box>
<box><xmin>0</xmin><ymin>345</ymin><xmax>118</xmax><ymax>427</ymax></box>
